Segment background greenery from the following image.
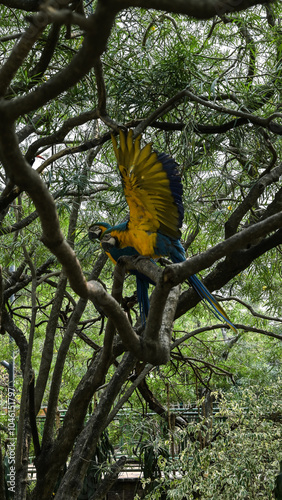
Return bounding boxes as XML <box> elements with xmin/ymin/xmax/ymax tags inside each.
<box><xmin>0</xmin><ymin>0</ymin><xmax>282</xmax><ymax>499</ymax></box>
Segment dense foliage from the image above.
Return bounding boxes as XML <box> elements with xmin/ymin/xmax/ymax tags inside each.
<box><xmin>0</xmin><ymin>0</ymin><xmax>281</xmax><ymax>499</ymax></box>
<box><xmin>139</xmin><ymin>382</ymin><xmax>282</xmax><ymax>499</ymax></box>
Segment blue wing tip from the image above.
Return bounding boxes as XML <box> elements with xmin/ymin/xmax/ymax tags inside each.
<box><xmin>157</xmin><ymin>152</ymin><xmax>184</xmax><ymax>227</ymax></box>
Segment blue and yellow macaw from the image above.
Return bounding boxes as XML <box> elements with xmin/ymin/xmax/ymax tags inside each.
<box><xmin>97</xmin><ymin>129</ymin><xmax>236</xmax><ymax>331</ymax></box>
<box><xmin>89</xmin><ymin>222</ymin><xmax>155</xmax><ymax>323</ymax></box>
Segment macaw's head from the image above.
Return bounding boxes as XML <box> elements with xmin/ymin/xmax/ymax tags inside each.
<box><xmin>88</xmin><ymin>222</ymin><xmax>111</xmax><ymax>242</ymax></box>
<box><xmin>100</xmin><ymin>232</ymin><xmax>118</xmax><ymax>253</ymax></box>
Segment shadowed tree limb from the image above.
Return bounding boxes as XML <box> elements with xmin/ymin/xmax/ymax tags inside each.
<box><xmin>225</xmin><ymin>163</ymin><xmax>282</xmax><ymax>238</ymax></box>
<box><xmin>114</xmin><ymin>0</ymin><xmax>274</xmax><ymax>19</ymax></box>
<box><xmin>6</xmin><ymin>23</ymin><xmax>61</xmax><ymax>97</ymax></box>
<box><xmin>0</xmin><ymin>0</ymin><xmax>274</xmax><ymax>16</ymax></box>
<box><xmin>1</xmin><ymin>310</ymin><xmax>28</xmax><ymax>373</ymax></box>
<box><xmin>219</xmin><ymin>296</ymin><xmax>282</xmax><ymax>323</ymax></box>
<box><xmin>25</xmin><ymin>108</ymin><xmax>100</xmax><ymax>163</ymax></box>
<box><xmin>166</xmin><ymin>213</ymin><xmax>282</xmax><ymax>290</ymax></box>
<box><xmin>176</xmin><ymin>227</ymin><xmax>282</xmax><ymax>318</ymax></box>
<box><xmin>0</xmin><ymin>9</ymin><xmax>49</xmax><ymax>96</ymax></box>
<box><xmin>1</xmin><ymin>3</ymin><xmax>118</xmax><ymax>121</ymax></box>
<box><xmin>90</xmin><ymin>456</ymin><xmax>127</xmax><ymax>500</ymax></box>
<box><xmin>34</xmin><ymin>272</ymin><xmax>68</xmax><ymax>414</ymax></box>
<box><xmin>35</xmin><ymin>352</ymin><xmax>137</xmax><ymax>500</ymax></box>
<box><xmin>135</xmin><ymin>362</ymin><xmax>187</xmax><ymax>427</ymax></box>
<box><xmin>133</xmin><ymin>88</ymin><xmax>282</xmax><ymax>137</ymax></box>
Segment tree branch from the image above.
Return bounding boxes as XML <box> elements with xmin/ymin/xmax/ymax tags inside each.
<box><xmin>53</xmin><ymin>352</ymin><xmax>137</xmax><ymax>500</ymax></box>
<box><xmin>15</xmin><ymin>248</ymin><xmax>37</xmax><ymax>470</ymax></box>
<box><xmin>0</xmin><ymin>0</ymin><xmax>40</xmax><ymax>10</ymax></box>
<box><xmin>225</xmin><ymin>163</ymin><xmax>282</xmax><ymax>238</ymax></box>
<box><xmin>7</xmin><ymin>23</ymin><xmax>61</xmax><ymax>96</ymax></box>
<box><xmin>25</xmin><ymin>108</ymin><xmax>100</xmax><ymax>164</ymax></box>
<box><xmin>90</xmin><ymin>456</ymin><xmax>127</xmax><ymax>500</ymax></box>
<box><xmin>235</xmin><ymin>323</ymin><xmax>282</xmax><ymax>341</ymax></box>
<box><xmin>2</xmin><ymin>3</ymin><xmax>118</xmax><ymax>120</ymax></box>
<box><xmin>34</xmin><ymin>272</ymin><xmax>68</xmax><ymax>413</ymax></box>
<box><xmin>0</xmin><ymin>9</ymin><xmax>49</xmax><ymax>96</ymax></box>
<box><xmin>1</xmin><ymin>310</ymin><xmax>28</xmax><ymax>374</ymax></box>
<box><xmin>220</xmin><ymin>296</ymin><xmax>282</xmax><ymax>323</ymax></box>
<box><xmin>177</xmin><ymin>227</ymin><xmax>282</xmax><ymax>318</ymax></box>
<box><xmin>114</xmin><ymin>0</ymin><xmax>273</xmax><ymax>19</ymax></box>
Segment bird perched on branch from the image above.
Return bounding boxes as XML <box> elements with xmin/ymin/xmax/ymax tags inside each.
<box><xmin>89</xmin><ymin>222</ymin><xmax>155</xmax><ymax>324</ymax></box>
<box><xmin>91</xmin><ymin>129</ymin><xmax>236</xmax><ymax>331</ymax></box>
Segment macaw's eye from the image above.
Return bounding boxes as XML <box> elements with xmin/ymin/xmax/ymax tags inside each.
<box><xmin>88</xmin><ymin>225</ymin><xmax>102</xmax><ymax>240</ymax></box>
<box><xmin>101</xmin><ymin>234</ymin><xmax>117</xmax><ymax>250</ymax></box>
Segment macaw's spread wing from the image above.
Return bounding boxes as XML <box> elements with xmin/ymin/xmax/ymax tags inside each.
<box><xmin>111</xmin><ymin>130</ymin><xmax>184</xmax><ymax>240</ymax></box>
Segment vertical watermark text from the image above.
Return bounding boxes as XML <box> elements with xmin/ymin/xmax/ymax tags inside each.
<box><xmin>6</xmin><ymin>387</ymin><xmax>16</xmax><ymax>494</ymax></box>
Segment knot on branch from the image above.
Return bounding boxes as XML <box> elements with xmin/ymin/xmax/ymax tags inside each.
<box><xmin>40</xmin><ymin>234</ymin><xmax>64</xmax><ymax>250</ymax></box>
<box><xmin>141</xmin><ymin>337</ymin><xmax>170</xmax><ymax>365</ymax></box>
<box><xmin>163</xmin><ymin>262</ymin><xmax>184</xmax><ymax>285</ymax></box>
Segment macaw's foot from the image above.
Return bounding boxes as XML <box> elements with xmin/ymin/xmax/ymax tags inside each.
<box><xmin>157</xmin><ymin>257</ymin><xmax>171</xmax><ymax>266</ymax></box>
<box><xmin>133</xmin><ymin>255</ymin><xmax>151</xmax><ymax>263</ymax></box>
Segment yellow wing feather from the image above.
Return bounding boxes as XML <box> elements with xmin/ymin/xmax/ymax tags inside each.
<box><xmin>111</xmin><ymin>130</ymin><xmax>181</xmax><ymax>240</ymax></box>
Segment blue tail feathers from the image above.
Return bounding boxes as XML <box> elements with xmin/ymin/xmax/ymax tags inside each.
<box><xmin>188</xmin><ymin>274</ymin><xmax>237</xmax><ymax>332</ymax></box>
<box><xmin>136</xmin><ymin>274</ymin><xmax>150</xmax><ymax>325</ymax></box>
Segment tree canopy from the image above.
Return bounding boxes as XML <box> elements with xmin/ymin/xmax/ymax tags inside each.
<box><xmin>0</xmin><ymin>0</ymin><xmax>282</xmax><ymax>499</ymax></box>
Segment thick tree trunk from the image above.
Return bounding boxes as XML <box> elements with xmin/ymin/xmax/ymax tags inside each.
<box><xmin>90</xmin><ymin>456</ymin><xmax>127</xmax><ymax>500</ymax></box>
<box><xmin>0</xmin><ymin>443</ymin><xmax>7</xmax><ymax>500</ymax></box>
<box><xmin>15</xmin><ymin>415</ymin><xmax>31</xmax><ymax>500</ymax></box>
